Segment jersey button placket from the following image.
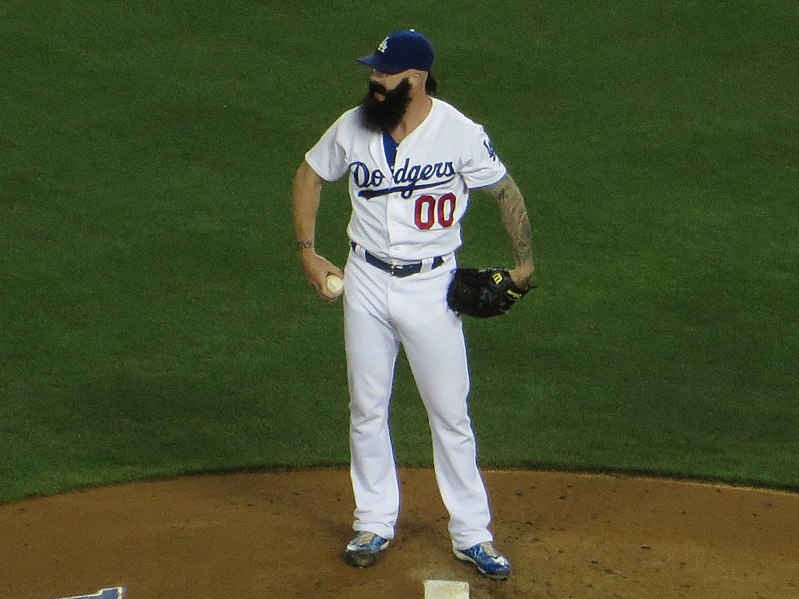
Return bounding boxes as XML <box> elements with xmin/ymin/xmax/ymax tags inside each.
<box><xmin>385</xmin><ymin>183</ymin><xmax>404</xmax><ymax>261</ymax></box>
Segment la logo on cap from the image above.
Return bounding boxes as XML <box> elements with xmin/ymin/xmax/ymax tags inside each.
<box><xmin>356</xmin><ymin>29</ymin><xmax>434</xmax><ymax>74</ymax></box>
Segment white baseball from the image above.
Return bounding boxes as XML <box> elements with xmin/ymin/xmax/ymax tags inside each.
<box><xmin>326</xmin><ymin>274</ymin><xmax>344</xmax><ymax>296</ymax></box>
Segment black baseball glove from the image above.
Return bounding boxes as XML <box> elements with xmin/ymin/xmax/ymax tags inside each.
<box><xmin>446</xmin><ymin>268</ymin><xmax>532</xmax><ymax>318</ymax></box>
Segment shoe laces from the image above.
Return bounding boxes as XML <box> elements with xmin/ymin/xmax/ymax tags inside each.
<box><xmin>353</xmin><ymin>531</ymin><xmax>378</xmax><ymax>545</ymax></box>
<box><xmin>477</xmin><ymin>542</ymin><xmax>501</xmax><ymax>558</ymax></box>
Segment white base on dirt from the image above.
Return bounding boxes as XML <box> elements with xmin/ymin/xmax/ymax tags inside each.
<box><xmin>424</xmin><ymin>579</ymin><xmax>470</xmax><ymax>599</ymax></box>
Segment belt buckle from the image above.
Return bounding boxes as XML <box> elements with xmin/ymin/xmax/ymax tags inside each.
<box><xmin>389</xmin><ymin>263</ymin><xmax>403</xmax><ymax>276</ymax></box>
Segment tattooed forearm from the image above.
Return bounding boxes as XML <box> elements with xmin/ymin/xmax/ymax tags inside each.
<box><xmin>487</xmin><ymin>174</ymin><xmax>534</xmax><ymax>268</ymax></box>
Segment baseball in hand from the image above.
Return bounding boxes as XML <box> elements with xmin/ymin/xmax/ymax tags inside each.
<box><xmin>326</xmin><ymin>274</ymin><xmax>344</xmax><ymax>296</ymax></box>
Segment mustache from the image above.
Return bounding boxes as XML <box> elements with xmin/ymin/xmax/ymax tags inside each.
<box><xmin>360</xmin><ymin>78</ymin><xmax>412</xmax><ymax>132</ymax></box>
<box><xmin>368</xmin><ymin>81</ymin><xmax>389</xmax><ymax>96</ymax></box>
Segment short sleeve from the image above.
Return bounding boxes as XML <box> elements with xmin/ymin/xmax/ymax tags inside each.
<box><xmin>305</xmin><ymin>114</ymin><xmax>350</xmax><ymax>182</ymax></box>
<box><xmin>461</xmin><ymin>126</ymin><xmax>507</xmax><ymax>189</ymax></box>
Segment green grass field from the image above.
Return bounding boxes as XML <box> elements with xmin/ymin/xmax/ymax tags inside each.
<box><xmin>2</xmin><ymin>1</ymin><xmax>797</xmax><ymax>505</ymax></box>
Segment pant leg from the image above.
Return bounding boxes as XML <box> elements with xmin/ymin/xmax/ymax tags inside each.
<box><xmin>391</xmin><ymin>267</ymin><xmax>494</xmax><ymax>550</ymax></box>
<box><xmin>344</xmin><ymin>255</ymin><xmax>400</xmax><ymax>541</ymax></box>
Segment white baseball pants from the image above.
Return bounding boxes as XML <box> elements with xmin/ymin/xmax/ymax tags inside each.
<box><xmin>342</xmin><ymin>249</ymin><xmax>494</xmax><ymax>550</ymax></box>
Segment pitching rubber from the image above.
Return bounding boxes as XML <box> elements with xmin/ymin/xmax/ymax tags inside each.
<box><xmin>424</xmin><ymin>579</ymin><xmax>470</xmax><ymax>599</ymax></box>
<box><xmin>56</xmin><ymin>587</ymin><xmax>125</xmax><ymax>599</ymax></box>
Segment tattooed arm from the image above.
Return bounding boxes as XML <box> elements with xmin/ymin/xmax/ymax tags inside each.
<box><xmin>484</xmin><ymin>173</ymin><xmax>535</xmax><ymax>288</ymax></box>
<box><xmin>292</xmin><ymin>161</ymin><xmax>344</xmax><ymax>301</ymax></box>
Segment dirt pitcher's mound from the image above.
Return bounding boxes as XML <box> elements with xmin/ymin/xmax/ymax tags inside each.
<box><xmin>1</xmin><ymin>469</ymin><xmax>797</xmax><ymax>599</ymax></box>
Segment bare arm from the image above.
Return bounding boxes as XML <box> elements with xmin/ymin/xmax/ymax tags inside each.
<box><xmin>292</xmin><ymin>161</ymin><xmax>344</xmax><ymax>300</ymax></box>
<box><xmin>483</xmin><ymin>173</ymin><xmax>535</xmax><ymax>288</ymax></box>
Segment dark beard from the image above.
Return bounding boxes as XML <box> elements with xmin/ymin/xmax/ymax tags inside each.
<box><xmin>359</xmin><ymin>78</ymin><xmax>412</xmax><ymax>132</ymax></box>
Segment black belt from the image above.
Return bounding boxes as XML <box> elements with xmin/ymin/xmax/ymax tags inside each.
<box><xmin>350</xmin><ymin>241</ymin><xmax>445</xmax><ymax>278</ymax></box>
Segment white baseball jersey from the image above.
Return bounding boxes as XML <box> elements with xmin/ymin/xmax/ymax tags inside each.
<box><xmin>305</xmin><ymin>98</ymin><xmax>507</xmax><ymax>261</ymax></box>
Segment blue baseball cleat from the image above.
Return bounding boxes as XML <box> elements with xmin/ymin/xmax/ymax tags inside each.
<box><xmin>344</xmin><ymin>531</ymin><xmax>390</xmax><ymax>568</ymax></box>
<box><xmin>453</xmin><ymin>541</ymin><xmax>511</xmax><ymax>580</ymax></box>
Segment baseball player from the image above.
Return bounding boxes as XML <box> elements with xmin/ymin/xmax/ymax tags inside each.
<box><xmin>292</xmin><ymin>29</ymin><xmax>534</xmax><ymax>580</ymax></box>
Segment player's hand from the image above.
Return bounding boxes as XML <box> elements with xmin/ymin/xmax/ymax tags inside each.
<box><xmin>299</xmin><ymin>250</ymin><xmax>344</xmax><ymax>301</ymax></box>
<box><xmin>508</xmin><ymin>262</ymin><xmax>534</xmax><ymax>290</ymax></box>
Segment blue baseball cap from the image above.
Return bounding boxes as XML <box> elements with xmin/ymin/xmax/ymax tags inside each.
<box><xmin>357</xmin><ymin>29</ymin><xmax>435</xmax><ymax>74</ymax></box>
